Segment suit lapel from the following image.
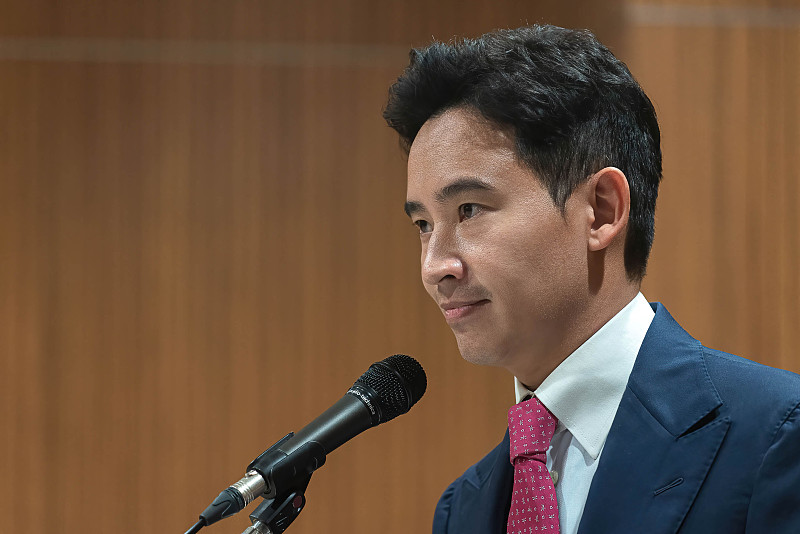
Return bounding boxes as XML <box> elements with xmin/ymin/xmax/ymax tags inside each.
<box><xmin>578</xmin><ymin>304</ymin><xmax>730</xmax><ymax>534</ymax></box>
<box><xmin>449</xmin><ymin>431</ymin><xmax>513</xmax><ymax>534</ymax></box>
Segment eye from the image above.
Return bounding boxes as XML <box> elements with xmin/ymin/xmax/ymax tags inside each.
<box><xmin>413</xmin><ymin>219</ymin><xmax>432</xmax><ymax>234</ymax></box>
<box><xmin>458</xmin><ymin>203</ymin><xmax>481</xmax><ymax>221</ymax></box>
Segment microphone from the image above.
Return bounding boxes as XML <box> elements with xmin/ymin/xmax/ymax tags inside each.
<box><xmin>193</xmin><ymin>354</ymin><xmax>426</xmax><ymax>531</ymax></box>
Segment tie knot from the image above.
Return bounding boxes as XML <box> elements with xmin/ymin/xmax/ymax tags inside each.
<box><xmin>507</xmin><ymin>397</ymin><xmax>557</xmax><ymax>462</ymax></box>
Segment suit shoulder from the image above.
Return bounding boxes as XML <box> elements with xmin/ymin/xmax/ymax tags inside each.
<box><xmin>446</xmin><ymin>435</ymin><xmax>508</xmax><ymax>490</ymax></box>
<box><xmin>703</xmin><ymin>346</ymin><xmax>800</xmax><ymax>413</ymax></box>
<box><xmin>703</xmin><ymin>346</ymin><xmax>800</xmax><ymax>391</ymax></box>
<box><xmin>433</xmin><ymin>434</ymin><xmax>512</xmax><ymax>534</ymax></box>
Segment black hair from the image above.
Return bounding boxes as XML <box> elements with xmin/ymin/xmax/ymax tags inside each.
<box><xmin>383</xmin><ymin>25</ymin><xmax>662</xmax><ymax>281</ymax></box>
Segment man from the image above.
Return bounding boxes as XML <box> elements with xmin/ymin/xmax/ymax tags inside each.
<box><xmin>383</xmin><ymin>25</ymin><xmax>800</xmax><ymax>534</ymax></box>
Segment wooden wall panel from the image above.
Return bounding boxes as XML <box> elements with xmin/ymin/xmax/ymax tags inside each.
<box><xmin>0</xmin><ymin>0</ymin><xmax>624</xmax><ymax>49</ymax></box>
<box><xmin>629</xmin><ymin>2</ymin><xmax>800</xmax><ymax>373</ymax></box>
<box><xmin>0</xmin><ymin>2</ymin><xmax>624</xmax><ymax>534</ymax></box>
<box><xmin>4</xmin><ymin>2</ymin><xmax>797</xmax><ymax>534</ymax></box>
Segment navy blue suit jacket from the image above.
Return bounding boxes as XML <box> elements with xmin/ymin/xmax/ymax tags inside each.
<box><xmin>432</xmin><ymin>303</ymin><xmax>800</xmax><ymax>533</ymax></box>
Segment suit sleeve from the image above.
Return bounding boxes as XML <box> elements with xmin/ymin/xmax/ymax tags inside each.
<box><xmin>432</xmin><ymin>479</ymin><xmax>456</xmax><ymax>534</ymax></box>
<box><xmin>746</xmin><ymin>400</ymin><xmax>800</xmax><ymax>532</ymax></box>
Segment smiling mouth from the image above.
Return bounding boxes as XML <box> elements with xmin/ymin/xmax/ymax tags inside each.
<box><xmin>442</xmin><ymin>300</ymin><xmax>490</xmax><ymax>321</ymax></box>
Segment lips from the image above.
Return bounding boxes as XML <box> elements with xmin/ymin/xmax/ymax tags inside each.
<box><xmin>440</xmin><ymin>299</ymin><xmax>490</xmax><ymax>321</ymax></box>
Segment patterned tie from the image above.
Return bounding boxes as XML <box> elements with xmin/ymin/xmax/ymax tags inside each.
<box><xmin>507</xmin><ymin>397</ymin><xmax>560</xmax><ymax>534</ymax></box>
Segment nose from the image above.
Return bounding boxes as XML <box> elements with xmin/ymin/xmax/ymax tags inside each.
<box><xmin>421</xmin><ymin>229</ymin><xmax>465</xmax><ymax>286</ymax></box>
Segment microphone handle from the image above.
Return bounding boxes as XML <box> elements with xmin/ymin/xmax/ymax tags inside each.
<box><xmin>248</xmin><ymin>391</ymin><xmax>378</xmax><ymax>499</ymax></box>
<box><xmin>273</xmin><ymin>392</ymin><xmax>377</xmax><ymax>457</ymax></box>
<box><xmin>200</xmin><ymin>390</ymin><xmax>379</xmax><ymax>527</ymax></box>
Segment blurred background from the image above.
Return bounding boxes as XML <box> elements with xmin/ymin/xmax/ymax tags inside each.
<box><xmin>1</xmin><ymin>1</ymin><xmax>798</xmax><ymax>533</ymax></box>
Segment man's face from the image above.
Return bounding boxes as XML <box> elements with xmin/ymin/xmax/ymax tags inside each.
<box><xmin>405</xmin><ymin>107</ymin><xmax>592</xmax><ymax>381</ymax></box>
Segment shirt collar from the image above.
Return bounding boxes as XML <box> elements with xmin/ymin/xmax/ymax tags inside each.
<box><xmin>514</xmin><ymin>292</ymin><xmax>654</xmax><ymax>459</ymax></box>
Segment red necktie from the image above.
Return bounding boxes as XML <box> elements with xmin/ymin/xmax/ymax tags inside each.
<box><xmin>507</xmin><ymin>397</ymin><xmax>560</xmax><ymax>534</ymax></box>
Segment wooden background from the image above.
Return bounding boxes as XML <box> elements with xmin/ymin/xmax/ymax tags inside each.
<box><xmin>1</xmin><ymin>1</ymin><xmax>797</xmax><ymax>533</ymax></box>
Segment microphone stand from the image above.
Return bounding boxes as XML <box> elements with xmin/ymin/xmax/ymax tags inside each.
<box><xmin>240</xmin><ymin>473</ymin><xmax>311</xmax><ymax>534</ymax></box>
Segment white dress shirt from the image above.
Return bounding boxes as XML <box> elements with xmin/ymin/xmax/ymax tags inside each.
<box><xmin>514</xmin><ymin>293</ymin><xmax>654</xmax><ymax>534</ymax></box>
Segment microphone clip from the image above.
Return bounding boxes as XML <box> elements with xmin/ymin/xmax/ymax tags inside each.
<box><xmin>239</xmin><ymin>432</ymin><xmax>315</xmax><ymax>534</ymax></box>
<box><xmin>247</xmin><ymin>431</ymin><xmax>326</xmax><ymax>500</ymax></box>
<box><xmin>242</xmin><ymin>479</ymin><xmax>310</xmax><ymax>534</ymax></box>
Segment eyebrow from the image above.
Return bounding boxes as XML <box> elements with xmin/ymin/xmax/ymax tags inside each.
<box><xmin>404</xmin><ymin>177</ymin><xmax>497</xmax><ymax>218</ymax></box>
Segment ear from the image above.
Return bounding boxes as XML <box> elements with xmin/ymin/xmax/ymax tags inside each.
<box><xmin>587</xmin><ymin>167</ymin><xmax>630</xmax><ymax>252</ymax></box>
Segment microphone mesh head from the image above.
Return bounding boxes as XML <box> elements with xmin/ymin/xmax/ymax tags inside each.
<box><xmin>353</xmin><ymin>354</ymin><xmax>427</xmax><ymax>423</ymax></box>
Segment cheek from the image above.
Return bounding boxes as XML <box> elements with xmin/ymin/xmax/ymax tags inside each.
<box><xmin>487</xmin><ymin>223</ymin><xmax>587</xmax><ymax>300</ymax></box>
<box><xmin>422</xmin><ymin>281</ymin><xmax>437</xmax><ymax>300</ymax></box>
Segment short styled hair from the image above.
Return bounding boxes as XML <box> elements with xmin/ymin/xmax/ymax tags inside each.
<box><xmin>383</xmin><ymin>25</ymin><xmax>662</xmax><ymax>281</ymax></box>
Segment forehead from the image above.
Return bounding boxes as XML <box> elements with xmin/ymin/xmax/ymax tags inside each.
<box><xmin>406</xmin><ymin>107</ymin><xmax>533</xmax><ymax>199</ymax></box>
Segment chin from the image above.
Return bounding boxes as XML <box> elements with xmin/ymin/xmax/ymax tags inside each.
<box><xmin>455</xmin><ymin>338</ymin><xmax>506</xmax><ymax>368</ymax></box>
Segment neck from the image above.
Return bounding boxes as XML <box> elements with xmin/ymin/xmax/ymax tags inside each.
<box><xmin>513</xmin><ymin>282</ymin><xmax>640</xmax><ymax>389</ymax></box>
